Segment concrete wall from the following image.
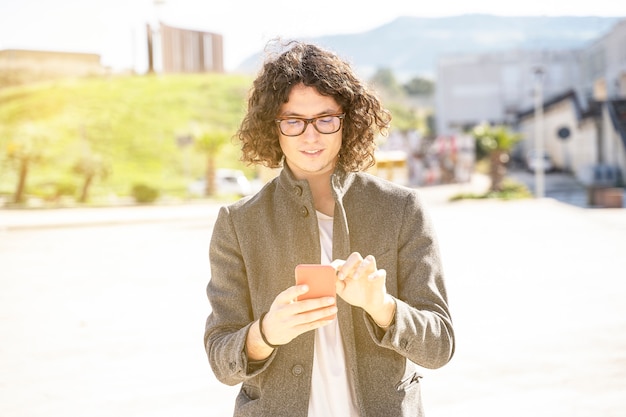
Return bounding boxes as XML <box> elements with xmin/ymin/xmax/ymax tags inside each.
<box><xmin>0</xmin><ymin>49</ymin><xmax>104</xmax><ymax>84</ymax></box>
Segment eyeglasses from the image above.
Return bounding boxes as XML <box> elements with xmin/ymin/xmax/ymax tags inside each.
<box><xmin>275</xmin><ymin>113</ymin><xmax>345</xmax><ymax>137</ymax></box>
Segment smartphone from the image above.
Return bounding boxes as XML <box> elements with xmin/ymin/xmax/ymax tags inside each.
<box><xmin>295</xmin><ymin>264</ymin><xmax>337</xmax><ymax>320</ymax></box>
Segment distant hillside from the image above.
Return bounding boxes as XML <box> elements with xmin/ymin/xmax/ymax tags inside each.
<box><xmin>238</xmin><ymin>14</ymin><xmax>623</xmax><ymax>80</ymax></box>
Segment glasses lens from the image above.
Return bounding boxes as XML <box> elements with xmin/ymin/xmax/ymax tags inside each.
<box><xmin>314</xmin><ymin>115</ymin><xmax>341</xmax><ymax>134</ymax></box>
<box><xmin>279</xmin><ymin>119</ymin><xmax>305</xmax><ymax>136</ymax></box>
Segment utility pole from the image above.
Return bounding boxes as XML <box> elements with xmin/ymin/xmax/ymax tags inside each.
<box><xmin>146</xmin><ymin>23</ymin><xmax>154</xmax><ymax>74</ymax></box>
<box><xmin>534</xmin><ymin>67</ymin><xmax>545</xmax><ymax>199</ymax></box>
<box><xmin>146</xmin><ymin>0</ymin><xmax>166</xmax><ymax>74</ymax></box>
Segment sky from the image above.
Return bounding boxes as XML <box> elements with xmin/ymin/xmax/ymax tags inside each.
<box><xmin>0</xmin><ymin>0</ymin><xmax>624</xmax><ymax>73</ymax></box>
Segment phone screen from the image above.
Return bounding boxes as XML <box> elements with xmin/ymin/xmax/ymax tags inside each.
<box><xmin>295</xmin><ymin>264</ymin><xmax>337</xmax><ymax>320</ymax></box>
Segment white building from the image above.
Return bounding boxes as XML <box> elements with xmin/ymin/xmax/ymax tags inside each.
<box><xmin>579</xmin><ymin>19</ymin><xmax>626</xmax><ymax>101</ymax></box>
<box><xmin>435</xmin><ymin>49</ymin><xmax>582</xmax><ymax>135</ymax></box>
<box><xmin>436</xmin><ymin>18</ymin><xmax>626</xmax><ymax>189</ymax></box>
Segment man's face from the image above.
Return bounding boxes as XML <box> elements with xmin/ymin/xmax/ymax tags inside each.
<box><xmin>276</xmin><ymin>84</ymin><xmax>343</xmax><ymax>181</ymax></box>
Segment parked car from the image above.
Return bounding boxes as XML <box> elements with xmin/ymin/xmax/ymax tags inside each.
<box><xmin>526</xmin><ymin>151</ymin><xmax>554</xmax><ymax>172</ymax></box>
<box><xmin>188</xmin><ymin>169</ymin><xmax>253</xmax><ymax>197</ymax></box>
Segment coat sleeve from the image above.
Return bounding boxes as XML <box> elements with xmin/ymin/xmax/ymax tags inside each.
<box><xmin>364</xmin><ymin>191</ymin><xmax>455</xmax><ymax>369</ymax></box>
<box><xmin>203</xmin><ymin>206</ymin><xmax>276</xmax><ymax>385</ymax></box>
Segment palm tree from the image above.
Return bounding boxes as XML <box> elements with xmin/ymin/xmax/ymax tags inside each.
<box><xmin>193</xmin><ymin>129</ymin><xmax>230</xmax><ymax>196</ymax></box>
<box><xmin>472</xmin><ymin>124</ymin><xmax>521</xmax><ymax>192</ymax></box>
<box><xmin>72</xmin><ymin>153</ymin><xmax>110</xmax><ymax>203</ymax></box>
<box><xmin>5</xmin><ymin>124</ymin><xmax>47</xmax><ymax>204</ymax></box>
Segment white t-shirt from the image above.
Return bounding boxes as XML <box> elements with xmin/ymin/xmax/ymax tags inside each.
<box><xmin>307</xmin><ymin>211</ymin><xmax>360</xmax><ymax>417</ymax></box>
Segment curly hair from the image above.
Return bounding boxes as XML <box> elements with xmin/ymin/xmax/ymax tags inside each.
<box><xmin>237</xmin><ymin>41</ymin><xmax>391</xmax><ymax>171</ymax></box>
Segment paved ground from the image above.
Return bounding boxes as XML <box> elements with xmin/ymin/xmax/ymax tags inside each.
<box><xmin>507</xmin><ymin>169</ymin><xmax>596</xmax><ymax>208</ymax></box>
<box><xmin>1</xmin><ymin>174</ymin><xmax>625</xmax><ymax>417</ymax></box>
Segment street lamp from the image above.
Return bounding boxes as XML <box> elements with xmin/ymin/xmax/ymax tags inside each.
<box><xmin>147</xmin><ymin>0</ymin><xmax>166</xmax><ymax>74</ymax></box>
<box><xmin>533</xmin><ymin>66</ymin><xmax>545</xmax><ymax>199</ymax></box>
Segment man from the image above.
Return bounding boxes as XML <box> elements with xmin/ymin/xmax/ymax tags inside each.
<box><xmin>205</xmin><ymin>41</ymin><xmax>454</xmax><ymax>417</ymax></box>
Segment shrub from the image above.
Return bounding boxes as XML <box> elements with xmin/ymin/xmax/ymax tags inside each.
<box><xmin>55</xmin><ymin>182</ymin><xmax>77</xmax><ymax>198</ymax></box>
<box><xmin>131</xmin><ymin>183</ymin><xmax>159</xmax><ymax>204</ymax></box>
<box><xmin>450</xmin><ymin>178</ymin><xmax>532</xmax><ymax>201</ymax></box>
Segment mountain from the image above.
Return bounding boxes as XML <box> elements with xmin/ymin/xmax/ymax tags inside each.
<box><xmin>237</xmin><ymin>14</ymin><xmax>623</xmax><ymax>80</ymax></box>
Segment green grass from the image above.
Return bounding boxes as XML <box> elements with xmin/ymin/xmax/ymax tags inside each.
<box><xmin>0</xmin><ymin>73</ymin><xmax>253</xmax><ymax>204</ymax></box>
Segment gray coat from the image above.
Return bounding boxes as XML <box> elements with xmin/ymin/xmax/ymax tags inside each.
<box><xmin>204</xmin><ymin>166</ymin><xmax>455</xmax><ymax>417</ymax></box>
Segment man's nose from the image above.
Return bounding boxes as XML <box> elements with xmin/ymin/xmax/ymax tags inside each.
<box><xmin>301</xmin><ymin>121</ymin><xmax>318</xmax><ymax>138</ymax></box>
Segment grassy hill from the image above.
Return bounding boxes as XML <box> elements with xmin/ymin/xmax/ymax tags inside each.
<box><xmin>0</xmin><ymin>73</ymin><xmax>254</xmax><ymax>205</ymax></box>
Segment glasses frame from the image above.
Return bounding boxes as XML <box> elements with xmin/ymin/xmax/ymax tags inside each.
<box><xmin>275</xmin><ymin>113</ymin><xmax>346</xmax><ymax>137</ymax></box>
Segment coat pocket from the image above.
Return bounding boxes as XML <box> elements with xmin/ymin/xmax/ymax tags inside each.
<box><xmin>240</xmin><ymin>383</ymin><xmax>260</xmax><ymax>400</ymax></box>
<box><xmin>395</xmin><ymin>371</ymin><xmax>422</xmax><ymax>392</ymax></box>
<box><xmin>234</xmin><ymin>384</ymin><xmax>261</xmax><ymax>416</ymax></box>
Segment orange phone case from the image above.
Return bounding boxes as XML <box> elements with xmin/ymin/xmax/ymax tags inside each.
<box><xmin>295</xmin><ymin>264</ymin><xmax>337</xmax><ymax>320</ymax></box>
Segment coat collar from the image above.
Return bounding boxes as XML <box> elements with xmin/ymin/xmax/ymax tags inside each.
<box><xmin>276</xmin><ymin>163</ymin><xmax>356</xmax><ymax>204</ymax></box>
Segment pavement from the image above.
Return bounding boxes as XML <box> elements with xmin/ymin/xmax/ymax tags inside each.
<box><xmin>1</xmin><ymin>172</ymin><xmax>625</xmax><ymax>417</ymax></box>
<box><xmin>0</xmin><ymin>201</ymin><xmax>224</xmax><ymax>231</ymax></box>
<box><xmin>507</xmin><ymin>169</ymin><xmax>601</xmax><ymax>208</ymax></box>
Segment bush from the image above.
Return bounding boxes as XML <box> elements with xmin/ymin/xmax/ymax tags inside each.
<box><xmin>131</xmin><ymin>183</ymin><xmax>159</xmax><ymax>204</ymax></box>
<box><xmin>55</xmin><ymin>182</ymin><xmax>77</xmax><ymax>198</ymax></box>
<box><xmin>28</xmin><ymin>181</ymin><xmax>77</xmax><ymax>202</ymax></box>
<box><xmin>450</xmin><ymin>178</ymin><xmax>532</xmax><ymax>201</ymax></box>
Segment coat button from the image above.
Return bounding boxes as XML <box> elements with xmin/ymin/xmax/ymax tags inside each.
<box><xmin>300</xmin><ymin>206</ymin><xmax>309</xmax><ymax>217</ymax></box>
<box><xmin>294</xmin><ymin>186</ymin><xmax>303</xmax><ymax>196</ymax></box>
<box><xmin>292</xmin><ymin>364</ymin><xmax>304</xmax><ymax>376</ymax></box>
<box><xmin>400</xmin><ymin>339</ymin><xmax>408</xmax><ymax>350</ymax></box>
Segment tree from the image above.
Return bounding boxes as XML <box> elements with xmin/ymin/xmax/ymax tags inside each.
<box><xmin>403</xmin><ymin>77</ymin><xmax>435</xmax><ymax>96</ymax></box>
<box><xmin>72</xmin><ymin>153</ymin><xmax>110</xmax><ymax>203</ymax></box>
<box><xmin>5</xmin><ymin>124</ymin><xmax>47</xmax><ymax>204</ymax></box>
<box><xmin>386</xmin><ymin>102</ymin><xmax>420</xmax><ymax>132</ymax></box>
<box><xmin>472</xmin><ymin>124</ymin><xmax>521</xmax><ymax>192</ymax></box>
<box><xmin>369</xmin><ymin>68</ymin><xmax>404</xmax><ymax>97</ymax></box>
<box><xmin>194</xmin><ymin>129</ymin><xmax>230</xmax><ymax>196</ymax></box>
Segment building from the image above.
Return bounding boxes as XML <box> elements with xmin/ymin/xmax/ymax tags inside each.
<box><xmin>579</xmin><ymin>19</ymin><xmax>626</xmax><ymax>101</ymax></box>
<box><xmin>435</xmin><ymin>48</ymin><xmax>582</xmax><ymax>134</ymax></box>
<box><xmin>0</xmin><ymin>49</ymin><xmax>105</xmax><ymax>86</ymax></box>
<box><xmin>436</xmin><ymin>18</ymin><xmax>626</xmax><ymax>191</ymax></box>
<box><xmin>515</xmin><ymin>20</ymin><xmax>626</xmax><ymax>188</ymax></box>
<box><xmin>148</xmin><ymin>23</ymin><xmax>224</xmax><ymax>74</ymax></box>
<box><xmin>516</xmin><ymin>90</ymin><xmax>598</xmax><ymax>177</ymax></box>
